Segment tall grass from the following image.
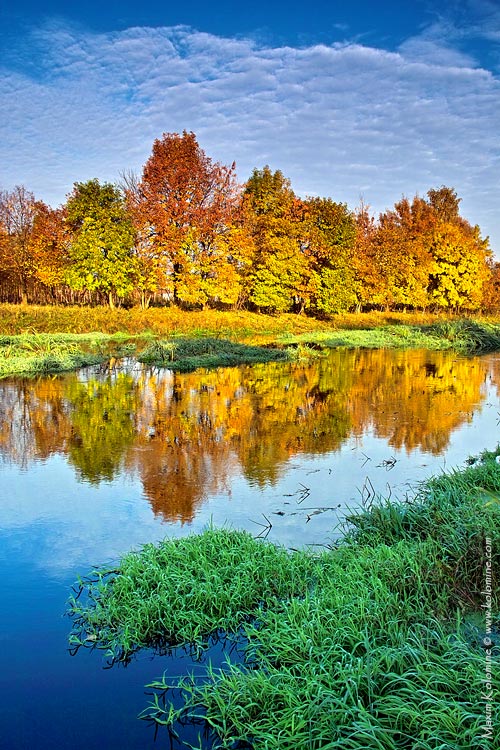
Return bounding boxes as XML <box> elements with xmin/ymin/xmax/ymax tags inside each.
<box><xmin>0</xmin><ymin>304</ymin><xmax>332</xmax><ymax>339</ymax></box>
<box><xmin>427</xmin><ymin>319</ymin><xmax>500</xmax><ymax>354</ymax></box>
<box><xmin>0</xmin><ymin>303</ymin><xmax>489</xmax><ymax>340</ymax></box>
<box><xmin>68</xmin><ymin>449</ymin><xmax>500</xmax><ymax>749</ymax></box>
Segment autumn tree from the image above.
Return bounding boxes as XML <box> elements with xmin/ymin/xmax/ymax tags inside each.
<box><xmin>65</xmin><ymin>179</ymin><xmax>137</xmax><ymax>307</ymax></box>
<box><xmin>427</xmin><ymin>185</ymin><xmax>461</xmax><ymax>223</ymax></box>
<box><xmin>132</xmin><ymin>131</ymin><xmax>240</xmax><ymax>307</ymax></box>
<box><xmin>303</xmin><ymin>197</ymin><xmax>357</xmax><ymax>314</ymax></box>
<box><xmin>352</xmin><ymin>201</ymin><xmax>383</xmax><ymax>310</ymax></box>
<box><xmin>244</xmin><ymin>167</ymin><xmax>316</xmax><ymax>313</ymax></box>
<box><xmin>481</xmin><ymin>259</ymin><xmax>500</xmax><ymax>313</ymax></box>
<box><xmin>428</xmin><ymin>222</ymin><xmax>490</xmax><ymax>310</ymax></box>
<box><xmin>30</xmin><ymin>205</ymin><xmax>69</xmax><ymax>301</ymax></box>
<box><xmin>425</xmin><ymin>187</ymin><xmax>491</xmax><ymax>310</ymax></box>
<box><xmin>373</xmin><ymin>195</ymin><xmax>436</xmax><ymax>309</ymax></box>
<box><xmin>0</xmin><ymin>186</ymin><xmax>43</xmax><ymax>303</ymax></box>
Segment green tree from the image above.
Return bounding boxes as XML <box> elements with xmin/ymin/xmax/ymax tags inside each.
<box><xmin>304</xmin><ymin>197</ymin><xmax>357</xmax><ymax>314</ymax></box>
<box><xmin>244</xmin><ymin>167</ymin><xmax>316</xmax><ymax>313</ymax></box>
<box><xmin>65</xmin><ymin>179</ymin><xmax>137</xmax><ymax>307</ymax></box>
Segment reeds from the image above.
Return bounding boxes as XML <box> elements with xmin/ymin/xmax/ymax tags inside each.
<box><xmin>68</xmin><ymin>449</ymin><xmax>500</xmax><ymax>748</ymax></box>
<box><xmin>426</xmin><ymin>319</ymin><xmax>500</xmax><ymax>354</ymax></box>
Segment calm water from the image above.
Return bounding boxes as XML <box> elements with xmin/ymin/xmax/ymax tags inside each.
<box><xmin>1</xmin><ymin>348</ymin><xmax>499</xmax><ymax>749</ymax></box>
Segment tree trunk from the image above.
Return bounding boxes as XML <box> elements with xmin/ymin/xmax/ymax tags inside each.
<box><xmin>108</xmin><ymin>291</ymin><xmax>115</xmax><ymax>308</ymax></box>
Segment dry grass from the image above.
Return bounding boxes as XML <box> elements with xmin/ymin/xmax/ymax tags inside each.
<box><xmin>3</xmin><ymin>304</ymin><xmax>497</xmax><ymax>341</ymax></box>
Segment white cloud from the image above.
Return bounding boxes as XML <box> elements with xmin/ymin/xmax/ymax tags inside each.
<box><xmin>0</xmin><ymin>21</ymin><xmax>499</xmax><ymax>252</ymax></box>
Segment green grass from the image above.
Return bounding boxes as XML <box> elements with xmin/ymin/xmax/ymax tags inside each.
<box><xmin>68</xmin><ymin>449</ymin><xmax>500</xmax><ymax>749</ymax></box>
<box><xmin>0</xmin><ymin>332</ymin><xmax>139</xmax><ymax>378</ymax></box>
<box><xmin>138</xmin><ymin>337</ymin><xmax>291</xmax><ymax>371</ymax></box>
<box><xmin>282</xmin><ymin>319</ymin><xmax>500</xmax><ymax>355</ymax></box>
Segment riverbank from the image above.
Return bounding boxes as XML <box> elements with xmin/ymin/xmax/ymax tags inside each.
<box><xmin>69</xmin><ymin>449</ymin><xmax>499</xmax><ymax>749</ymax></box>
<box><xmin>2</xmin><ymin>305</ymin><xmax>500</xmax><ymax>377</ymax></box>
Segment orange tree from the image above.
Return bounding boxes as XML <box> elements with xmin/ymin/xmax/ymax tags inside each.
<box><xmin>132</xmin><ymin>131</ymin><xmax>240</xmax><ymax>308</ymax></box>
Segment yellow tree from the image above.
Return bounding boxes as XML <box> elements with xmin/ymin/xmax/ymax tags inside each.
<box><xmin>244</xmin><ymin>167</ymin><xmax>317</xmax><ymax>313</ymax></box>
<box><xmin>374</xmin><ymin>196</ymin><xmax>435</xmax><ymax>309</ymax></box>
<box><xmin>428</xmin><ymin>222</ymin><xmax>490</xmax><ymax>310</ymax></box>
<box><xmin>31</xmin><ymin>205</ymin><xmax>70</xmax><ymax>300</ymax></box>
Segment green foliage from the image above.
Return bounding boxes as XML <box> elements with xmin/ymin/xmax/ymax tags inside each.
<box><xmin>69</xmin><ymin>452</ymin><xmax>500</xmax><ymax>749</ymax></box>
<box><xmin>305</xmin><ymin>197</ymin><xmax>358</xmax><ymax>314</ymax></box>
<box><xmin>66</xmin><ymin>178</ymin><xmax>127</xmax><ymax>229</ymax></box>
<box><xmin>66</xmin><ymin>216</ymin><xmax>137</xmax><ymax>301</ymax></box>
<box><xmin>65</xmin><ymin>374</ymin><xmax>139</xmax><ymax>483</ymax></box>
<box><xmin>244</xmin><ymin>166</ymin><xmax>295</xmax><ymax>218</ymax></box>
<box><xmin>249</xmin><ymin>236</ymin><xmax>314</xmax><ymax>313</ymax></box>
<box><xmin>65</xmin><ymin>179</ymin><xmax>137</xmax><ymax>305</ymax></box>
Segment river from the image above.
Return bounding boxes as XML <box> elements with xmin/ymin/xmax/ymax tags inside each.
<box><xmin>0</xmin><ymin>348</ymin><xmax>499</xmax><ymax>748</ymax></box>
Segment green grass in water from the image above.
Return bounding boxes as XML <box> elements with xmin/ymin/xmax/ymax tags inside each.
<box><xmin>0</xmin><ymin>332</ymin><xmax>139</xmax><ymax>378</ymax></box>
<box><xmin>69</xmin><ymin>449</ymin><xmax>500</xmax><ymax>749</ymax></box>
<box><xmin>138</xmin><ymin>337</ymin><xmax>290</xmax><ymax>371</ymax></box>
<box><xmin>283</xmin><ymin>319</ymin><xmax>500</xmax><ymax>355</ymax></box>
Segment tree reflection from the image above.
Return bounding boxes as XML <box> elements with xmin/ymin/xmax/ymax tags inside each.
<box><xmin>0</xmin><ymin>349</ymin><xmax>496</xmax><ymax>523</ymax></box>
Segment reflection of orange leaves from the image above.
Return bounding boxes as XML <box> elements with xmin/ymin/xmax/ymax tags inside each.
<box><xmin>0</xmin><ymin>349</ymin><xmax>494</xmax><ymax>522</ymax></box>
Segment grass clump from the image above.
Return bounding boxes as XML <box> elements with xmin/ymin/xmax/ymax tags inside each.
<box><xmin>69</xmin><ymin>528</ymin><xmax>314</xmax><ymax>657</ymax></box>
<box><xmin>138</xmin><ymin>337</ymin><xmax>290</xmax><ymax>371</ymax></box>
<box><xmin>69</xmin><ymin>449</ymin><xmax>500</xmax><ymax>749</ymax></box>
<box><xmin>426</xmin><ymin>319</ymin><xmax>500</xmax><ymax>354</ymax></box>
<box><xmin>0</xmin><ymin>333</ymin><xmax>103</xmax><ymax>378</ymax></box>
<box><xmin>0</xmin><ymin>332</ymin><xmax>139</xmax><ymax>378</ymax></box>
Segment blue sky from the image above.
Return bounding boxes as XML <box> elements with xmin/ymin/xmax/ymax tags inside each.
<box><xmin>1</xmin><ymin>0</ymin><xmax>499</xmax><ymax>252</ymax></box>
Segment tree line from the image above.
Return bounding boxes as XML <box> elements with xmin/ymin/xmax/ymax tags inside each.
<box><xmin>1</xmin><ymin>130</ymin><xmax>498</xmax><ymax>313</ymax></box>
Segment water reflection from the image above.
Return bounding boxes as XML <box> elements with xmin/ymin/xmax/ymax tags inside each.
<box><xmin>0</xmin><ymin>349</ymin><xmax>498</xmax><ymax>526</ymax></box>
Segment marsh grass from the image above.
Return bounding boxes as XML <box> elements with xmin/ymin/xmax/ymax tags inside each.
<box><xmin>2</xmin><ymin>305</ymin><xmax>500</xmax><ymax>378</ymax></box>
<box><xmin>426</xmin><ymin>319</ymin><xmax>500</xmax><ymax>354</ymax></box>
<box><xmin>69</xmin><ymin>449</ymin><xmax>500</xmax><ymax>749</ymax></box>
<box><xmin>138</xmin><ymin>337</ymin><xmax>290</xmax><ymax>371</ymax></box>
<box><xmin>283</xmin><ymin>319</ymin><xmax>500</xmax><ymax>355</ymax></box>
<box><xmin>0</xmin><ymin>332</ymin><xmax>139</xmax><ymax>378</ymax></box>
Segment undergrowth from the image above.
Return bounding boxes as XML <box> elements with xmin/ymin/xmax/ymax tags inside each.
<box><xmin>68</xmin><ymin>449</ymin><xmax>500</xmax><ymax>749</ymax></box>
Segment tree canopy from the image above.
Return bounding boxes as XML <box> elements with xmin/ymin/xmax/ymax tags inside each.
<box><xmin>0</xmin><ymin>131</ymin><xmax>495</xmax><ymax>312</ymax></box>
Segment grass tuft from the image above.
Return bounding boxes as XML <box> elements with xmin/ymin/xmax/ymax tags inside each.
<box><xmin>138</xmin><ymin>337</ymin><xmax>290</xmax><ymax>371</ymax></box>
